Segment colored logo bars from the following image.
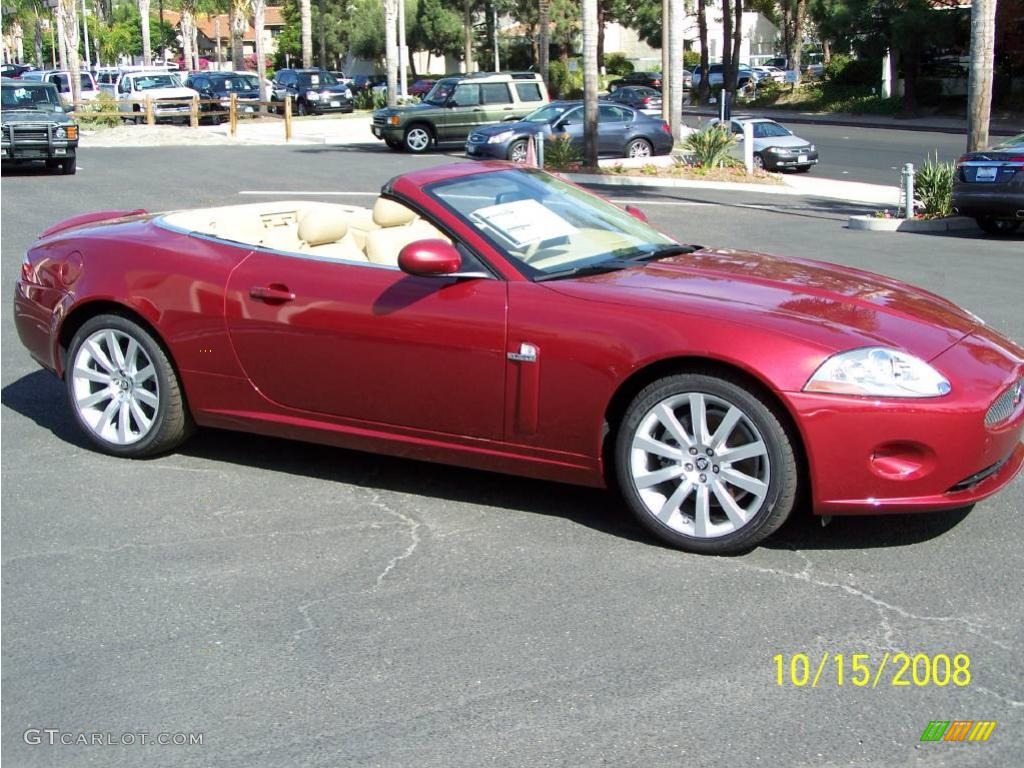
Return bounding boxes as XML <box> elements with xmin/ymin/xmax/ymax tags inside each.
<box><xmin>920</xmin><ymin>721</ymin><xmax>997</xmax><ymax>742</ymax></box>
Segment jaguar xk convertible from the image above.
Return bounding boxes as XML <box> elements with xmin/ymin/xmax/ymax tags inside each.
<box><xmin>14</xmin><ymin>163</ymin><xmax>1024</xmax><ymax>554</ymax></box>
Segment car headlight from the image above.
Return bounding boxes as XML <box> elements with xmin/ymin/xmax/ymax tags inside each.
<box><xmin>54</xmin><ymin>127</ymin><xmax>66</xmax><ymax>139</ymax></box>
<box><xmin>305</xmin><ymin>90</ymin><xmax>320</xmax><ymax>100</ymax></box>
<box><xmin>488</xmin><ymin>130</ymin><xmax>515</xmax><ymax>144</ymax></box>
<box><xmin>808</xmin><ymin>144</ymin><xmax>815</xmax><ymax>152</ymax></box>
<box><xmin>805</xmin><ymin>347</ymin><xmax>951</xmax><ymax>398</ymax></box>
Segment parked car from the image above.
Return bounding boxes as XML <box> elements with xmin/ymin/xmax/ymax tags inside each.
<box><xmin>114</xmin><ymin>70</ymin><xmax>198</xmax><ymax>123</ymax></box>
<box><xmin>1</xmin><ymin>77</ymin><xmax>78</xmax><ymax>174</ymax></box>
<box><xmin>602</xmin><ymin>85</ymin><xmax>663</xmax><ymax>115</ymax></box>
<box><xmin>270</xmin><ymin>69</ymin><xmax>353</xmax><ymax>115</ymax></box>
<box><xmin>184</xmin><ymin>71</ymin><xmax>261</xmax><ymax>122</ymax></box>
<box><xmin>372</xmin><ymin>71</ymin><xmax>548</xmax><ymax>153</ymax></box>
<box><xmin>952</xmin><ymin>133</ymin><xmax>1024</xmax><ymax>235</ymax></box>
<box><xmin>468</xmin><ymin>101</ymin><xmax>672</xmax><ymax>162</ymax></box>
<box><xmin>408</xmin><ymin>79</ymin><xmax>436</xmax><ymax>97</ymax></box>
<box><xmin>234</xmin><ymin>71</ymin><xmax>273</xmax><ymax>101</ymax></box>
<box><xmin>607</xmin><ymin>71</ymin><xmax>663</xmax><ymax>93</ymax></box>
<box><xmin>94</xmin><ymin>68</ymin><xmax>120</xmax><ymax>94</ymax></box>
<box><xmin>708</xmin><ymin>116</ymin><xmax>818</xmax><ymax>172</ymax></box>
<box><xmin>753</xmin><ymin>65</ymin><xmax>786</xmax><ymax>83</ymax></box>
<box><xmin>15</xmin><ymin>163</ymin><xmax>1024</xmax><ymax>554</ymax></box>
<box><xmin>351</xmin><ymin>74</ymin><xmax>387</xmax><ymax>92</ymax></box>
<box><xmin>691</xmin><ymin>64</ymin><xmax>756</xmax><ymax>89</ymax></box>
<box><xmin>21</xmin><ymin>70</ymin><xmax>100</xmax><ymax>104</ymax></box>
<box><xmin>1</xmin><ymin>63</ymin><xmax>34</xmax><ymax>78</ymax></box>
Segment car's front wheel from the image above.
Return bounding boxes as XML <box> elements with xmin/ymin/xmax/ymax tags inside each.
<box><xmin>976</xmin><ymin>216</ymin><xmax>1022</xmax><ymax>236</ymax></box>
<box><xmin>296</xmin><ymin>100</ymin><xmax>308</xmax><ymax>116</ymax></box>
<box><xmin>626</xmin><ymin>138</ymin><xmax>653</xmax><ymax>158</ymax></box>
<box><xmin>404</xmin><ymin>124</ymin><xmax>433</xmax><ymax>153</ymax></box>
<box><xmin>508</xmin><ymin>139</ymin><xmax>529</xmax><ymax>163</ymax></box>
<box><xmin>615</xmin><ymin>373</ymin><xmax>798</xmax><ymax>554</ymax></box>
<box><xmin>66</xmin><ymin>315</ymin><xmax>193</xmax><ymax>457</ymax></box>
<box><xmin>753</xmin><ymin>153</ymin><xmax>765</xmax><ymax>170</ymax></box>
<box><xmin>384</xmin><ymin>138</ymin><xmax>403</xmax><ymax>150</ymax></box>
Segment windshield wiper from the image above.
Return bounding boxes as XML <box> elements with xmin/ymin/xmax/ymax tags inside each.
<box><xmin>533</xmin><ymin>260</ymin><xmax>638</xmax><ymax>282</ymax></box>
<box><xmin>623</xmin><ymin>244</ymin><xmax>700</xmax><ymax>262</ymax></box>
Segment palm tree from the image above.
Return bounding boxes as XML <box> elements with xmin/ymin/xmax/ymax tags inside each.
<box><xmin>253</xmin><ymin>0</ymin><xmax>267</xmax><ymax>110</ymax></box>
<box><xmin>385</xmin><ymin>0</ymin><xmax>398</xmax><ymax>105</ymax></box>
<box><xmin>138</xmin><ymin>0</ymin><xmax>152</xmax><ymax>65</ymax></box>
<box><xmin>56</xmin><ymin>0</ymin><xmax>81</xmax><ymax>107</ymax></box>
<box><xmin>668</xmin><ymin>0</ymin><xmax>683</xmax><ymax>141</ymax></box>
<box><xmin>300</xmin><ymin>0</ymin><xmax>312</xmax><ymax>67</ymax></box>
<box><xmin>538</xmin><ymin>0</ymin><xmax>549</xmax><ymax>87</ymax></box>
<box><xmin>581</xmin><ymin>0</ymin><xmax>597</xmax><ymax>166</ymax></box>
<box><xmin>967</xmin><ymin>0</ymin><xmax>997</xmax><ymax>152</ymax></box>
<box><xmin>229</xmin><ymin>0</ymin><xmax>248</xmax><ymax>69</ymax></box>
<box><xmin>180</xmin><ymin>0</ymin><xmax>197</xmax><ymax>70</ymax></box>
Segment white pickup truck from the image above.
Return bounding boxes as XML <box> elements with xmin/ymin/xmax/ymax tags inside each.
<box><xmin>115</xmin><ymin>70</ymin><xmax>199</xmax><ymax>124</ymax></box>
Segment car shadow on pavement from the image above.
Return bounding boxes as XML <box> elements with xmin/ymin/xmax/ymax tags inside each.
<box><xmin>4</xmin><ymin>368</ymin><xmax>974</xmax><ymax>554</ymax></box>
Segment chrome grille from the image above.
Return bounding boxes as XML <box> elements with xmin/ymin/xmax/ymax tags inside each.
<box><xmin>985</xmin><ymin>378</ymin><xmax>1023</xmax><ymax>426</ymax></box>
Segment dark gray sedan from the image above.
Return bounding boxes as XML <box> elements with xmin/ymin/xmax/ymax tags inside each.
<box><xmin>465</xmin><ymin>101</ymin><xmax>675</xmax><ymax>163</ymax></box>
<box><xmin>952</xmin><ymin>133</ymin><xmax>1024</xmax><ymax>235</ymax></box>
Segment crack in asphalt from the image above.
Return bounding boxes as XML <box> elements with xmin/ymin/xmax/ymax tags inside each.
<box><xmin>369</xmin><ymin>492</ymin><xmax>423</xmax><ymax>589</ymax></box>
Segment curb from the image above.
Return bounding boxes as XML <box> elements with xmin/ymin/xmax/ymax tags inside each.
<box><xmin>684</xmin><ymin>109</ymin><xmax>1020</xmax><ymax>137</ymax></box>
<box><xmin>848</xmin><ymin>215</ymin><xmax>977</xmax><ymax>232</ymax></box>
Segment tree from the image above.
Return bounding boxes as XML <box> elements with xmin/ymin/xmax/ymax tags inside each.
<box><xmin>582</xmin><ymin>0</ymin><xmax>597</xmax><ymax>166</ymax></box>
<box><xmin>300</xmin><ymin>0</ymin><xmax>311</xmax><ymax>66</ymax></box>
<box><xmin>696</xmin><ymin>0</ymin><xmax>709</xmax><ymax>101</ymax></box>
<box><xmin>229</xmin><ymin>0</ymin><xmax>248</xmax><ymax>69</ymax></box>
<box><xmin>180</xmin><ymin>0</ymin><xmax>197</xmax><ymax>70</ymax></box>
<box><xmin>253</xmin><ymin>0</ymin><xmax>267</xmax><ymax>106</ymax></box>
<box><xmin>538</xmin><ymin>0</ymin><xmax>549</xmax><ymax>86</ymax></box>
<box><xmin>668</xmin><ymin>0</ymin><xmax>683</xmax><ymax>140</ymax></box>
<box><xmin>967</xmin><ymin>0</ymin><xmax>997</xmax><ymax>151</ymax></box>
<box><xmin>138</xmin><ymin>0</ymin><xmax>152</xmax><ymax>65</ymax></box>
<box><xmin>385</xmin><ymin>0</ymin><xmax>398</xmax><ymax>104</ymax></box>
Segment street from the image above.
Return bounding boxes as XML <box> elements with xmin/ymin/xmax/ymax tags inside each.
<box><xmin>2</xmin><ymin>145</ymin><xmax>1022</xmax><ymax>768</ymax></box>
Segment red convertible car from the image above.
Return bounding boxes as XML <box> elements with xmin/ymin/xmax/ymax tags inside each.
<box><xmin>14</xmin><ymin>163</ymin><xmax>1024</xmax><ymax>553</ymax></box>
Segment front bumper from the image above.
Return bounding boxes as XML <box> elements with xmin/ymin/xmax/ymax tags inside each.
<box><xmin>783</xmin><ymin>331</ymin><xmax>1024</xmax><ymax>515</ymax></box>
<box><xmin>763</xmin><ymin>147</ymin><xmax>818</xmax><ymax>169</ymax></box>
<box><xmin>311</xmin><ymin>98</ymin><xmax>354</xmax><ymax>114</ymax></box>
<box><xmin>465</xmin><ymin>139</ymin><xmax>509</xmax><ymax>160</ymax></box>
<box><xmin>371</xmin><ymin>122</ymin><xmax>404</xmax><ymax>141</ymax></box>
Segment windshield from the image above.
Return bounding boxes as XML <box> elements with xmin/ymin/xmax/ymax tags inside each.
<box><xmin>523</xmin><ymin>104</ymin><xmax>574</xmax><ymax>123</ymax></box>
<box><xmin>135</xmin><ymin>74</ymin><xmax>183</xmax><ymax>90</ymax></box>
<box><xmin>425</xmin><ymin>169</ymin><xmax>676</xmax><ymax>277</ymax></box>
<box><xmin>209</xmin><ymin>75</ymin><xmax>250</xmax><ymax>90</ymax></box>
<box><xmin>752</xmin><ymin>122</ymin><xmax>792</xmax><ymax>138</ymax></box>
<box><xmin>237</xmin><ymin>74</ymin><xmax>260</xmax><ymax>89</ymax></box>
<box><xmin>423</xmin><ymin>79</ymin><xmax>458</xmax><ymax>105</ymax></box>
<box><xmin>297</xmin><ymin>71</ymin><xmax>339</xmax><ymax>87</ymax></box>
<box><xmin>51</xmin><ymin>74</ymin><xmax>94</xmax><ymax>92</ymax></box>
<box><xmin>1</xmin><ymin>83</ymin><xmax>62</xmax><ymax>110</ymax></box>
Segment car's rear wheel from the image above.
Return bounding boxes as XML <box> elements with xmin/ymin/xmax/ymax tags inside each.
<box><xmin>404</xmin><ymin>124</ymin><xmax>432</xmax><ymax>153</ymax></box>
<box><xmin>67</xmin><ymin>315</ymin><xmax>192</xmax><ymax>458</ymax></box>
<box><xmin>508</xmin><ymin>139</ymin><xmax>529</xmax><ymax>163</ymax></box>
<box><xmin>615</xmin><ymin>373</ymin><xmax>797</xmax><ymax>554</ymax></box>
<box><xmin>976</xmin><ymin>216</ymin><xmax>1021</xmax><ymax>236</ymax></box>
<box><xmin>626</xmin><ymin>138</ymin><xmax>653</xmax><ymax>158</ymax></box>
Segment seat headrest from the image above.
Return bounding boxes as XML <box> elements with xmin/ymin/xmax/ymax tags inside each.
<box><xmin>373</xmin><ymin>198</ymin><xmax>418</xmax><ymax>227</ymax></box>
<box><xmin>298</xmin><ymin>208</ymin><xmax>348</xmax><ymax>246</ymax></box>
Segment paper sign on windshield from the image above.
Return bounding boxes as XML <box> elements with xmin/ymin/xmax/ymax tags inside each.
<box><xmin>471</xmin><ymin>199</ymin><xmax>578</xmax><ymax>247</ymax></box>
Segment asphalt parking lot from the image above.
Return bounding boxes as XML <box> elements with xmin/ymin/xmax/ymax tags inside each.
<box><xmin>2</xmin><ymin>146</ymin><xmax>1022</xmax><ymax>768</ymax></box>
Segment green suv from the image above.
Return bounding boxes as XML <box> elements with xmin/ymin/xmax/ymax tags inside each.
<box><xmin>371</xmin><ymin>72</ymin><xmax>548</xmax><ymax>153</ymax></box>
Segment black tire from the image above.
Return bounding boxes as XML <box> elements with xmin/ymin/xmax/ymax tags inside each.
<box><xmin>384</xmin><ymin>138</ymin><xmax>404</xmax><ymax>150</ymax></box>
<box><xmin>976</xmin><ymin>216</ymin><xmax>1021</xmax><ymax>236</ymax></box>
<box><xmin>61</xmin><ymin>155</ymin><xmax>76</xmax><ymax>175</ymax></box>
<box><xmin>507</xmin><ymin>138</ymin><xmax>529</xmax><ymax>163</ymax></box>
<box><xmin>66</xmin><ymin>314</ymin><xmax>193</xmax><ymax>458</ymax></box>
<box><xmin>296</xmin><ymin>100</ymin><xmax>308</xmax><ymax>116</ymax></box>
<box><xmin>752</xmin><ymin>153</ymin><xmax>765</xmax><ymax>171</ymax></box>
<box><xmin>403</xmin><ymin>123</ymin><xmax>433</xmax><ymax>153</ymax></box>
<box><xmin>614</xmin><ymin>372</ymin><xmax>798</xmax><ymax>554</ymax></box>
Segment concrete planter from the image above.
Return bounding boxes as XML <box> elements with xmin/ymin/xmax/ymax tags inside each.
<box><xmin>848</xmin><ymin>215</ymin><xmax>976</xmax><ymax>233</ymax></box>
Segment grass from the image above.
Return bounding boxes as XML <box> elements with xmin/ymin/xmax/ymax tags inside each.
<box><xmin>749</xmin><ymin>82</ymin><xmax>901</xmax><ymax>116</ymax></box>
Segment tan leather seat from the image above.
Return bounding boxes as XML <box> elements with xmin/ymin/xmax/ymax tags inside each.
<box><xmin>297</xmin><ymin>207</ymin><xmax>367</xmax><ymax>262</ymax></box>
<box><xmin>365</xmin><ymin>199</ymin><xmax>450</xmax><ymax>266</ymax></box>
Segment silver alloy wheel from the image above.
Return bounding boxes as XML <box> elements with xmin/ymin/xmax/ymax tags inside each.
<box><xmin>71</xmin><ymin>328</ymin><xmax>160</xmax><ymax>446</ymax></box>
<box><xmin>629</xmin><ymin>392</ymin><xmax>770</xmax><ymax>539</ymax></box>
<box><xmin>628</xmin><ymin>139</ymin><xmax>652</xmax><ymax>158</ymax></box>
<box><xmin>405</xmin><ymin>126</ymin><xmax>431</xmax><ymax>152</ymax></box>
<box><xmin>509</xmin><ymin>140</ymin><xmax>528</xmax><ymax>163</ymax></box>
<box><xmin>753</xmin><ymin>153</ymin><xmax>765</xmax><ymax>170</ymax></box>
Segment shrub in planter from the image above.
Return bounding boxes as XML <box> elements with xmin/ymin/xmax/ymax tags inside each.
<box><xmin>544</xmin><ymin>133</ymin><xmax>583</xmax><ymax>171</ymax></box>
<box><xmin>914</xmin><ymin>153</ymin><xmax>955</xmax><ymax>218</ymax></box>
<box><xmin>76</xmin><ymin>92</ymin><xmax>121</xmax><ymax>128</ymax></box>
<box><xmin>682</xmin><ymin>124</ymin><xmax>738</xmax><ymax>168</ymax></box>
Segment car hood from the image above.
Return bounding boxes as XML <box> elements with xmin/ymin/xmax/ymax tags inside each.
<box><xmin>753</xmin><ymin>134</ymin><xmax>810</xmax><ymax>149</ymax></box>
<box><xmin>544</xmin><ymin>248</ymin><xmax>981</xmax><ymax>361</ymax></box>
<box><xmin>1</xmin><ymin>109</ymin><xmax>73</xmax><ymax>124</ymax></box>
<box><xmin>132</xmin><ymin>86</ymin><xmax>198</xmax><ymax>99</ymax></box>
<box><xmin>374</xmin><ymin>102</ymin><xmax>438</xmax><ymax>118</ymax></box>
<box><xmin>473</xmin><ymin>121</ymin><xmax>543</xmax><ymax>137</ymax></box>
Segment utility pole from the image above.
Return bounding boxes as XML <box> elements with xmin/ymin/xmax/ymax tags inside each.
<box><xmin>492</xmin><ymin>4</ymin><xmax>499</xmax><ymax>71</ymax></box>
<box><xmin>662</xmin><ymin>0</ymin><xmax>670</xmax><ymax>121</ymax></box>
<box><xmin>318</xmin><ymin>0</ymin><xmax>326</xmax><ymax>70</ymax></box>
<box><xmin>81</xmin><ymin>0</ymin><xmax>90</xmax><ymax>69</ymax></box>
<box><xmin>668</xmin><ymin>0</ymin><xmax>683</xmax><ymax>141</ymax></box>
<box><xmin>967</xmin><ymin>0</ymin><xmax>998</xmax><ymax>152</ymax></box>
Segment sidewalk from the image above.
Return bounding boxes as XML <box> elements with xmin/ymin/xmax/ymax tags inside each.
<box><xmin>683</xmin><ymin>105</ymin><xmax>1022</xmax><ymax>136</ymax></box>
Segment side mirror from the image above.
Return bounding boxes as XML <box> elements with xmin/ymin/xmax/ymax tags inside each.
<box><xmin>624</xmin><ymin>205</ymin><xmax>648</xmax><ymax>223</ymax></box>
<box><xmin>398</xmin><ymin>240</ymin><xmax>464</xmax><ymax>277</ymax></box>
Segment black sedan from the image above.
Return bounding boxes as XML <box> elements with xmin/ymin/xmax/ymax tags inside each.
<box><xmin>466</xmin><ymin>101</ymin><xmax>674</xmax><ymax>163</ymax></box>
<box><xmin>607</xmin><ymin>71</ymin><xmax>662</xmax><ymax>92</ymax></box>
<box><xmin>184</xmin><ymin>72</ymin><xmax>260</xmax><ymax>122</ymax></box>
<box><xmin>952</xmin><ymin>133</ymin><xmax>1024</xmax><ymax>235</ymax></box>
<box><xmin>602</xmin><ymin>86</ymin><xmax>662</xmax><ymax>115</ymax></box>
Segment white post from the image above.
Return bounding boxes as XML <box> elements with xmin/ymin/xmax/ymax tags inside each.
<box><xmin>902</xmin><ymin>162</ymin><xmax>915</xmax><ymax>219</ymax></box>
<box><xmin>743</xmin><ymin>120</ymin><xmax>754</xmax><ymax>174</ymax></box>
<box><xmin>81</xmin><ymin>0</ymin><xmax>91</xmax><ymax>69</ymax></box>
<box><xmin>493</xmin><ymin>5</ymin><xmax>500</xmax><ymax>71</ymax></box>
<box><xmin>881</xmin><ymin>49</ymin><xmax>892</xmax><ymax>98</ymax></box>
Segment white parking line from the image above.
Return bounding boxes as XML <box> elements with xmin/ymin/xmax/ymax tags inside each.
<box><xmin>609</xmin><ymin>199</ymin><xmax>712</xmax><ymax>206</ymax></box>
<box><xmin>239</xmin><ymin>190</ymin><xmax>377</xmax><ymax>196</ymax></box>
